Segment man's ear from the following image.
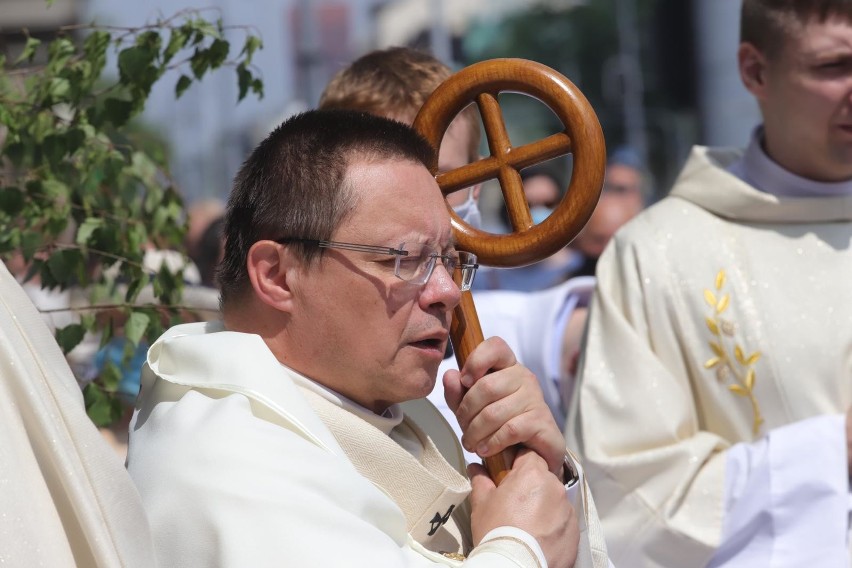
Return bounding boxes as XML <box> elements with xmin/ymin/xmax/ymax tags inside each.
<box><xmin>246</xmin><ymin>240</ymin><xmax>298</xmax><ymax>312</ymax></box>
<box><xmin>739</xmin><ymin>42</ymin><xmax>768</xmax><ymax>100</ymax></box>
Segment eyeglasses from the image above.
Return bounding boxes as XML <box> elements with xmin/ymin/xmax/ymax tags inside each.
<box><xmin>275</xmin><ymin>238</ymin><xmax>479</xmax><ymax>291</ymax></box>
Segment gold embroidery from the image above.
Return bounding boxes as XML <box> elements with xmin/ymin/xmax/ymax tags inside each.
<box><xmin>702</xmin><ymin>269</ymin><xmax>764</xmax><ymax>435</ymax></box>
<box><xmin>440</xmin><ymin>552</ymin><xmax>466</xmax><ymax>561</ymax></box>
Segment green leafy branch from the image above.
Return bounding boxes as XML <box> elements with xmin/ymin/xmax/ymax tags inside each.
<box><xmin>703</xmin><ymin>269</ymin><xmax>764</xmax><ymax>435</ymax></box>
<box><xmin>0</xmin><ymin>7</ymin><xmax>263</xmax><ymax>425</ymax></box>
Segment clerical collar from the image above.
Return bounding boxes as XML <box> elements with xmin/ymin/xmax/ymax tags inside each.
<box><xmin>287</xmin><ymin>369</ymin><xmax>404</xmax><ymax>435</ymax></box>
<box><xmin>728</xmin><ymin>126</ymin><xmax>852</xmax><ymax>198</ymax></box>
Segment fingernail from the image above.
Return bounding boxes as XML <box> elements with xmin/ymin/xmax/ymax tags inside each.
<box><xmin>477</xmin><ymin>443</ymin><xmax>489</xmax><ymax>455</ymax></box>
<box><xmin>460</xmin><ymin>374</ymin><xmax>473</xmax><ymax>388</ymax></box>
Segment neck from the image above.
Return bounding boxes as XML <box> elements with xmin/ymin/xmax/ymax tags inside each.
<box><xmin>728</xmin><ymin>127</ymin><xmax>852</xmax><ymax>198</ymax></box>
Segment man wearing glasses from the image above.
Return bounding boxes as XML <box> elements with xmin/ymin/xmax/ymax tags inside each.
<box><xmin>127</xmin><ymin>110</ymin><xmax>604</xmax><ymax>568</ymax></box>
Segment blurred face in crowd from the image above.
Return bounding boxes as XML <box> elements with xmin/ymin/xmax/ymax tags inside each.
<box><xmin>740</xmin><ymin>14</ymin><xmax>852</xmax><ymax>181</ymax></box>
<box><xmin>603</xmin><ymin>163</ymin><xmax>644</xmax><ymax>216</ymax></box>
<box><xmin>523</xmin><ymin>174</ymin><xmax>561</xmax><ymax>208</ymax></box>
<box><xmin>438</xmin><ymin>116</ymin><xmax>481</xmax><ymax>208</ymax></box>
<box><xmin>572</xmin><ymin>193</ymin><xmax>636</xmax><ymax>260</ymax></box>
<box><xmin>284</xmin><ymin>159</ymin><xmax>461</xmax><ymax>413</ymax></box>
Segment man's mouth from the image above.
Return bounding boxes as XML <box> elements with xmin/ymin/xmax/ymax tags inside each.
<box><xmin>410</xmin><ymin>337</ymin><xmax>445</xmax><ymax>350</ymax></box>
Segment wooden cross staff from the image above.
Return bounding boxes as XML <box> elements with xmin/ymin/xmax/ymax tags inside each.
<box><xmin>413</xmin><ymin>59</ymin><xmax>605</xmax><ymax>484</ymax></box>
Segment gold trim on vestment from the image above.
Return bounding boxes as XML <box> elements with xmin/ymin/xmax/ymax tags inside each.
<box><xmin>702</xmin><ymin>268</ymin><xmax>764</xmax><ymax>435</ymax></box>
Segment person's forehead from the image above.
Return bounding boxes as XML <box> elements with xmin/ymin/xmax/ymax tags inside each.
<box><xmin>779</xmin><ymin>14</ymin><xmax>852</xmax><ymax>56</ymax></box>
<box><xmin>341</xmin><ymin>158</ymin><xmax>453</xmax><ymax>244</ymax></box>
<box><xmin>606</xmin><ymin>164</ymin><xmax>641</xmax><ymax>184</ymax></box>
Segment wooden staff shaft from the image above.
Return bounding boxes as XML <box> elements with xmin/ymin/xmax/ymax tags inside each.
<box><xmin>450</xmin><ymin>291</ymin><xmax>513</xmax><ymax>485</ymax></box>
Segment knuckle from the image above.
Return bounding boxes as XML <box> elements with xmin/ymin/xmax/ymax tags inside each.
<box><xmin>456</xmin><ymin>399</ymin><xmax>473</xmax><ymax>424</ymax></box>
<box><xmin>481</xmin><ymin>402</ymin><xmax>504</xmax><ymax>425</ymax></box>
<box><xmin>477</xmin><ymin>375</ymin><xmax>500</xmax><ymax>399</ymax></box>
<box><xmin>500</xmin><ymin>418</ymin><xmax>522</xmax><ymax>443</ymax></box>
<box><xmin>489</xmin><ymin>335</ymin><xmax>509</xmax><ymax>351</ymax></box>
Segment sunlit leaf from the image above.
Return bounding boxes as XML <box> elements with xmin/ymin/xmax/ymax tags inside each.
<box><xmin>15</xmin><ymin>36</ymin><xmax>41</xmax><ymax>64</ymax></box>
<box><xmin>164</xmin><ymin>28</ymin><xmax>189</xmax><ymax>63</ymax></box>
<box><xmin>76</xmin><ymin>217</ymin><xmax>104</xmax><ymax>247</ymax></box>
<box><xmin>125</xmin><ymin>312</ymin><xmax>150</xmax><ymax>347</ymax></box>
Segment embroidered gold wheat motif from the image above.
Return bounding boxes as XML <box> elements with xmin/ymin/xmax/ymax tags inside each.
<box><xmin>702</xmin><ymin>269</ymin><xmax>764</xmax><ymax>435</ymax></box>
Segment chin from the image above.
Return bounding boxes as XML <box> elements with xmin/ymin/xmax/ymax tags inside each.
<box><xmin>405</xmin><ymin>374</ymin><xmax>438</xmax><ymax>403</ymax></box>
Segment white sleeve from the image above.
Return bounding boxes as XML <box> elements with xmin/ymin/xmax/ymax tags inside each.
<box><xmin>707</xmin><ymin>414</ymin><xmax>850</xmax><ymax>567</ymax></box>
<box><xmin>512</xmin><ymin>277</ymin><xmax>595</xmax><ymax>430</ymax></box>
<box><xmin>468</xmin><ymin>527</ymin><xmax>547</xmax><ymax>567</ymax></box>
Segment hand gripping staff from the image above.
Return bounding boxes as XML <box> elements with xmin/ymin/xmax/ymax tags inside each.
<box><xmin>413</xmin><ymin>59</ymin><xmax>605</xmax><ymax>484</ymax></box>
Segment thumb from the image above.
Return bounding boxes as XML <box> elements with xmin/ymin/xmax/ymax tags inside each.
<box><xmin>467</xmin><ymin>462</ymin><xmax>496</xmax><ymax>510</ymax></box>
<box><xmin>443</xmin><ymin>369</ymin><xmax>465</xmax><ymax>413</ymax></box>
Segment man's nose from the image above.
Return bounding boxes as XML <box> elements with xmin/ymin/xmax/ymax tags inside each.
<box><xmin>419</xmin><ymin>261</ymin><xmax>461</xmax><ymax>311</ymax></box>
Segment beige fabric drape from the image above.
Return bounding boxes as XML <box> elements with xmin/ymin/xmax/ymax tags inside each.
<box><xmin>0</xmin><ymin>262</ymin><xmax>155</xmax><ymax>567</ymax></box>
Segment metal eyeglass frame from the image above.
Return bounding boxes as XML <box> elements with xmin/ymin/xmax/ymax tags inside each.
<box><xmin>275</xmin><ymin>238</ymin><xmax>479</xmax><ymax>291</ymax></box>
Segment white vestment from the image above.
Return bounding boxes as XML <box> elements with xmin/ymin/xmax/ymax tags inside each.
<box><xmin>128</xmin><ymin>322</ymin><xmax>611</xmax><ymax>567</ymax></box>
<box><xmin>568</xmin><ymin>145</ymin><xmax>852</xmax><ymax>567</ymax></box>
<box><xmin>0</xmin><ymin>262</ymin><xmax>155</xmax><ymax>566</ymax></box>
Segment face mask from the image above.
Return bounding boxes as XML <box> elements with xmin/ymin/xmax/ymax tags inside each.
<box><xmin>530</xmin><ymin>206</ymin><xmax>553</xmax><ymax>225</ymax></box>
<box><xmin>452</xmin><ymin>188</ymin><xmax>482</xmax><ymax>229</ymax></box>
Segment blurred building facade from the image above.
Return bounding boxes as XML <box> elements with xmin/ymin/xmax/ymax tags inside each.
<box><xmin>0</xmin><ymin>0</ymin><xmax>80</xmax><ymax>62</ymax></box>
<box><xmin>5</xmin><ymin>0</ymin><xmax>760</xmax><ymax>205</ymax></box>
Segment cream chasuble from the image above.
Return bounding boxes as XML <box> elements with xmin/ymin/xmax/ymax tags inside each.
<box><xmin>129</xmin><ymin>321</ymin><xmax>565</xmax><ymax>567</ymax></box>
<box><xmin>0</xmin><ymin>262</ymin><xmax>156</xmax><ymax>566</ymax></box>
<box><xmin>298</xmin><ymin>385</ymin><xmax>474</xmax><ymax>556</ymax></box>
<box><xmin>569</xmin><ymin>145</ymin><xmax>852</xmax><ymax>567</ymax></box>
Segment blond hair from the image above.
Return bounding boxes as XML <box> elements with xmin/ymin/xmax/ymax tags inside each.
<box><xmin>319</xmin><ymin>47</ymin><xmax>481</xmax><ymax>162</ymax></box>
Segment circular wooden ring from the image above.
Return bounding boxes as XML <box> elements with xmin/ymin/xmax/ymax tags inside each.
<box><xmin>413</xmin><ymin>58</ymin><xmax>606</xmax><ymax>267</ymax></box>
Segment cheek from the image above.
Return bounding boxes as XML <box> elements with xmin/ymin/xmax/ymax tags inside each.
<box><xmin>798</xmin><ymin>79</ymin><xmax>848</xmax><ymax>109</ymax></box>
<box><xmin>386</xmin><ymin>281</ymin><xmax>422</xmax><ymax>314</ymax></box>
